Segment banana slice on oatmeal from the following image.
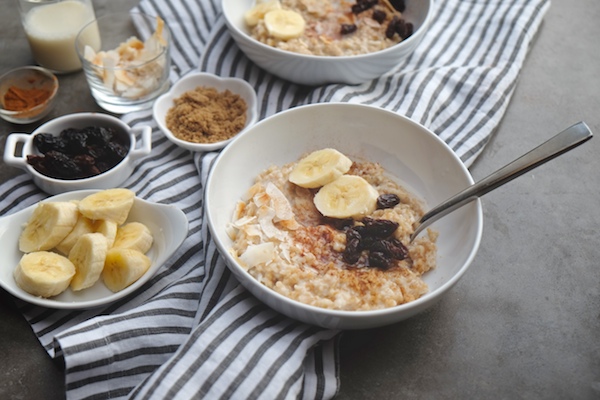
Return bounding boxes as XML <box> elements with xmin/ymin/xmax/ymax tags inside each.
<box><xmin>245</xmin><ymin>0</ymin><xmax>282</xmax><ymax>27</ymax></box>
<box><xmin>263</xmin><ymin>9</ymin><xmax>306</xmax><ymax>40</ymax></box>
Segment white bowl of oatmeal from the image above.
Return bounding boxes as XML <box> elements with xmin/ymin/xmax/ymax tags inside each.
<box><xmin>222</xmin><ymin>0</ymin><xmax>433</xmax><ymax>86</ymax></box>
<box><xmin>205</xmin><ymin>103</ymin><xmax>483</xmax><ymax>330</ymax></box>
<box><xmin>153</xmin><ymin>72</ymin><xmax>258</xmax><ymax>152</ymax></box>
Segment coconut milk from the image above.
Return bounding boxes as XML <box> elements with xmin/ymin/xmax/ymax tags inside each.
<box><xmin>22</xmin><ymin>0</ymin><xmax>100</xmax><ymax>73</ymax></box>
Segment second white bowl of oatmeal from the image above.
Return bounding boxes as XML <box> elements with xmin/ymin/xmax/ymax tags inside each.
<box><xmin>222</xmin><ymin>0</ymin><xmax>434</xmax><ymax>86</ymax></box>
<box><xmin>153</xmin><ymin>72</ymin><xmax>258</xmax><ymax>152</ymax></box>
<box><xmin>205</xmin><ymin>103</ymin><xmax>483</xmax><ymax>330</ymax></box>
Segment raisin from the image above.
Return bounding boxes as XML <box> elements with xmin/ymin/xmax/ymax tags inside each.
<box><xmin>28</xmin><ymin>126</ymin><xmax>127</xmax><ymax>180</ymax></box>
<box><xmin>389</xmin><ymin>0</ymin><xmax>406</xmax><ymax>12</ymax></box>
<box><xmin>352</xmin><ymin>0</ymin><xmax>378</xmax><ymax>14</ymax></box>
<box><xmin>107</xmin><ymin>142</ymin><xmax>128</xmax><ymax>162</ymax></box>
<box><xmin>395</xmin><ymin>18</ymin><xmax>407</xmax><ymax>38</ymax></box>
<box><xmin>339</xmin><ymin>217</ymin><xmax>409</xmax><ymax>270</ymax></box>
<box><xmin>377</xmin><ymin>193</ymin><xmax>400</xmax><ymax>209</ymax></box>
<box><xmin>340</xmin><ymin>24</ymin><xmax>358</xmax><ymax>35</ymax></box>
<box><xmin>60</xmin><ymin>129</ymin><xmax>88</xmax><ymax>155</ymax></box>
<box><xmin>26</xmin><ymin>154</ymin><xmax>51</xmax><ymax>176</ymax></box>
<box><xmin>362</xmin><ymin>217</ymin><xmax>399</xmax><ymax>238</ymax></box>
<box><xmin>343</xmin><ymin>237</ymin><xmax>362</xmax><ymax>264</ymax></box>
<box><xmin>394</xmin><ymin>19</ymin><xmax>413</xmax><ymax>39</ymax></box>
<box><xmin>352</xmin><ymin>225</ymin><xmax>375</xmax><ymax>249</ymax></box>
<box><xmin>370</xmin><ymin>238</ymin><xmax>409</xmax><ymax>260</ymax></box>
<box><xmin>42</xmin><ymin>150</ymin><xmax>83</xmax><ymax>179</ymax></box>
<box><xmin>385</xmin><ymin>16</ymin><xmax>399</xmax><ymax>38</ymax></box>
<box><xmin>346</xmin><ymin>227</ymin><xmax>362</xmax><ymax>242</ymax></box>
<box><xmin>87</xmin><ymin>126</ymin><xmax>117</xmax><ymax>146</ymax></box>
<box><xmin>372</xmin><ymin>9</ymin><xmax>386</xmax><ymax>24</ymax></box>
<box><xmin>368</xmin><ymin>251</ymin><xmax>392</xmax><ymax>270</ymax></box>
<box><xmin>74</xmin><ymin>154</ymin><xmax>101</xmax><ymax>176</ymax></box>
<box><xmin>33</xmin><ymin>133</ymin><xmax>65</xmax><ymax>154</ymax></box>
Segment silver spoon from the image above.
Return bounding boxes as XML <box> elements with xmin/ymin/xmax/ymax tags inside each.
<box><xmin>410</xmin><ymin>121</ymin><xmax>593</xmax><ymax>242</ymax></box>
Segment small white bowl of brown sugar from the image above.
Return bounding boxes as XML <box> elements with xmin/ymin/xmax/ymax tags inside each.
<box><xmin>153</xmin><ymin>72</ymin><xmax>258</xmax><ymax>152</ymax></box>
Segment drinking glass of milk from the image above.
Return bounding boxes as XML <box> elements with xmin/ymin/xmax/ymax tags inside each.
<box><xmin>17</xmin><ymin>0</ymin><xmax>100</xmax><ymax>73</ymax></box>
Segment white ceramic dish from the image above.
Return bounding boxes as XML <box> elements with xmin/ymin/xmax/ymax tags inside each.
<box><xmin>3</xmin><ymin>112</ymin><xmax>152</xmax><ymax>195</ymax></box>
<box><xmin>222</xmin><ymin>0</ymin><xmax>433</xmax><ymax>86</ymax></box>
<box><xmin>206</xmin><ymin>103</ymin><xmax>483</xmax><ymax>330</ymax></box>
<box><xmin>153</xmin><ymin>72</ymin><xmax>258</xmax><ymax>152</ymax></box>
<box><xmin>0</xmin><ymin>190</ymin><xmax>188</xmax><ymax>309</ymax></box>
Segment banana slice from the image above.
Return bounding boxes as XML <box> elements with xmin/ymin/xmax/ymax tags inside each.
<box><xmin>55</xmin><ymin>214</ymin><xmax>95</xmax><ymax>255</ymax></box>
<box><xmin>263</xmin><ymin>9</ymin><xmax>306</xmax><ymax>40</ymax></box>
<box><xmin>112</xmin><ymin>222</ymin><xmax>154</xmax><ymax>253</ymax></box>
<box><xmin>69</xmin><ymin>233</ymin><xmax>109</xmax><ymax>291</ymax></box>
<box><xmin>102</xmin><ymin>248</ymin><xmax>151</xmax><ymax>292</ymax></box>
<box><xmin>245</xmin><ymin>0</ymin><xmax>281</xmax><ymax>27</ymax></box>
<box><xmin>313</xmin><ymin>175</ymin><xmax>379</xmax><ymax>219</ymax></box>
<box><xmin>95</xmin><ymin>219</ymin><xmax>118</xmax><ymax>248</ymax></box>
<box><xmin>14</xmin><ymin>251</ymin><xmax>76</xmax><ymax>298</ymax></box>
<box><xmin>19</xmin><ymin>202</ymin><xmax>79</xmax><ymax>253</ymax></box>
<box><xmin>78</xmin><ymin>188</ymin><xmax>135</xmax><ymax>225</ymax></box>
<box><xmin>289</xmin><ymin>148</ymin><xmax>353</xmax><ymax>189</ymax></box>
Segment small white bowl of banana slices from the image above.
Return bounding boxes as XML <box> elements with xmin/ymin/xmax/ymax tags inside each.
<box><xmin>0</xmin><ymin>188</ymin><xmax>187</xmax><ymax>308</ymax></box>
<box><xmin>205</xmin><ymin>103</ymin><xmax>483</xmax><ymax>330</ymax></box>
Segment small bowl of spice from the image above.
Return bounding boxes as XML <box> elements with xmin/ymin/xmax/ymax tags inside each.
<box><xmin>153</xmin><ymin>72</ymin><xmax>258</xmax><ymax>152</ymax></box>
<box><xmin>0</xmin><ymin>66</ymin><xmax>58</xmax><ymax>124</ymax></box>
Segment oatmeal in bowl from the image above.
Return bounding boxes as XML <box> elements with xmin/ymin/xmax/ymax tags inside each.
<box><xmin>245</xmin><ymin>0</ymin><xmax>415</xmax><ymax>57</ymax></box>
<box><xmin>228</xmin><ymin>148</ymin><xmax>438</xmax><ymax>311</ymax></box>
<box><xmin>205</xmin><ymin>103</ymin><xmax>482</xmax><ymax>329</ymax></box>
<box><xmin>222</xmin><ymin>0</ymin><xmax>434</xmax><ymax>85</ymax></box>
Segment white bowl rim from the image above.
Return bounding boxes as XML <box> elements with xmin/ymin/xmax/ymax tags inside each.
<box><xmin>222</xmin><ymin>0</ymin><xmax>434</xmax><ymax>61</ymax></box>
<box><xmin>206</xmin><ymin>102</ymin><xmax>483</xmax><ymax>322</ymax></box>
<box><xmin>153</xmin><ymin>71</ymin><xmax>259</xmax><ymax>152</ymax></box>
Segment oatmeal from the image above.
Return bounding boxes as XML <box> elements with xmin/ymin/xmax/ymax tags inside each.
<box><xmin>245</xmin><ymin>0</ymin><xmax>414</xmax><ymax>56</ymax></box>
<box><xmin>228</xmin><ymin>150</ymin><xmax>437</xmax><ymax>311</ymax></box>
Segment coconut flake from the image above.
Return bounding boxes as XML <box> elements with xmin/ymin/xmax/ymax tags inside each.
<box><xmin>265</xmin><ymin>182</ymin><xmax>295</xmax><ymax>221</ymax></box>
<box><xmin>239</xmin><ymin>242</ymin><xmax>276</xmax><ymax>269</ymax></box>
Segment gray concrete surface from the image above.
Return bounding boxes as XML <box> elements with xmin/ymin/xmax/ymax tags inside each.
<box><xmin>1</xmin><ymin>0</ymin><xmax>599</xmax><ymax>399</ymax></box>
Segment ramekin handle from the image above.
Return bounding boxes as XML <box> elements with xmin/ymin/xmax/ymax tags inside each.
<box><xmin>129</xmin><ymin>125</ymin><xmax>153</xmax><ymax>161</ymax></box>
<box><xmin>3</xmin><ymin>133</ymin><xmax>30</xmax><ymax>170</ymax></box>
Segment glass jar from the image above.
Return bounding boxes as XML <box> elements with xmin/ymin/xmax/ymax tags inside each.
<box><xmin>17</xmin><ymin>0</ymin><xmax>99</xmax><ymax>73</ymax></box>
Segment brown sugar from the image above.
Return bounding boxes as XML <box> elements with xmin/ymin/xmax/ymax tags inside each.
<box><xmin>165</xmin><ymin>86</ymin><xmax>247</xmax><ymax>144</ymax></box>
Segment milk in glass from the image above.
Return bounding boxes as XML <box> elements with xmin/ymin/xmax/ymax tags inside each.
<box><xmin>19</xmin><ymin>0</ymin><xmax>100</xmax><ymax>73</ymax></box>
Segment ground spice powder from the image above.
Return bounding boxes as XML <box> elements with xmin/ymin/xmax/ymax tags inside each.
<box><xmin>166</xmin><ymin>86</ymin><xmax>247</xmax><ymax>144</ymax></box>
<box><xmin>3</xmin><ymin>86</ymin><xmax>51</xmax><ymax>111</ymax></box>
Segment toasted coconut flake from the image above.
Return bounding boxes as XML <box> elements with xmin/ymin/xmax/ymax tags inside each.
<box><xmin>257</xmin><ymin>205</ymin><xmax>286</xmax><ymax>240</ymax></box>
<box><xmin>265</xmin><ymin>182</ymin><xmax>295</xmax><ymax>221</ymax></box>
<box><xmin>239</xmin><ymin>242</ymin><xmax>276</xmax><ymax>269</ymax></box>
<box><xmin>233</xmin><ymin>215</ymin><xmax>257</xmax><ymax>227</ymax></box>
<box><xmin>241</xmin><ymin>224</ymin><xmax>263</xmax><ymax>238</ymax></box>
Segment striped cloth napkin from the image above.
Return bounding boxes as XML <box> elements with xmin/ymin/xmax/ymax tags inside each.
<box><xmin>0</xmin><ymin>0</ymin><xmax>549</xmax><ymax>398</ymax></box>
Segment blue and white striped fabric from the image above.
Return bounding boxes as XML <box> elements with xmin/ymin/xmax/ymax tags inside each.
<box><xmin>0</xmin><ymin>0</ymin><xmax>550</xmax><ymax>398</ymax></box>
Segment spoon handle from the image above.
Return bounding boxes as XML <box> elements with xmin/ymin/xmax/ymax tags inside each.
<box><xmin>410</xmin><ymin>121</ymin><xmax>593</xmax><ymax>242</ymax></box>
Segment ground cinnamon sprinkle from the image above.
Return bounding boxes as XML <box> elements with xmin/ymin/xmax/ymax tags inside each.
<box><xmin>3</xmin><ymin>85</ymin><xmax>51</xmax><ymax>112</ymax></box>
<box><xmin>166</xmin><ymin>86</ymin><xmax>247</xmax><ymax>144</ymax></box>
